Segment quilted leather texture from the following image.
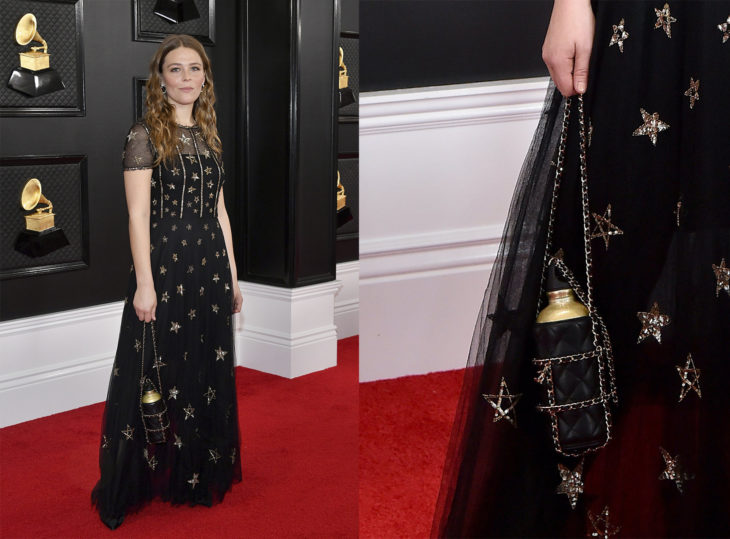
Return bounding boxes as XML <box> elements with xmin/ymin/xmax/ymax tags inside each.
<box><xmin>557</xmin><ymin>404</ymin><xmax>607</xmax><ymax>452</ymax></box>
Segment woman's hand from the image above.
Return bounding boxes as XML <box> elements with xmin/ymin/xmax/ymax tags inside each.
<box><xmin>542</xmin><ymin>0</ymin><xmax>595</xmax><ymax>97</ymax></box>
<box><xmin>133</xmin><ymin>283</ymin><xmax>157</xmax><ymax>322</ymax></box>
<box><xmin>232</xmin><ymin>285</ymin><xmax>243</xmax><ymax>315</ymax></box>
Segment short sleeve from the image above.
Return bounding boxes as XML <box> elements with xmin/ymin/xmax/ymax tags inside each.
<box><xmin>122</xmin><ymin>123</ymin><xmax>155</xmax><ymax>171</ymax></box>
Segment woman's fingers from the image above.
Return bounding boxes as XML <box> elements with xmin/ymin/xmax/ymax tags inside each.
<box><xmin>544</xmin><ymin>51</ymin><xmax>576</xmax><ymax>97</ymax></box>
<box><xmin>573</xmin><ymin>43</ymin><xmax>591</xmax><ymax>95</ymax></box>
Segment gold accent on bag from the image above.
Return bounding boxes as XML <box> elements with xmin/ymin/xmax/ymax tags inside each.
<box><xmin>536</xmin><ymin>288</ymin><xmax>589</xmax><ymax>323</ymax></box>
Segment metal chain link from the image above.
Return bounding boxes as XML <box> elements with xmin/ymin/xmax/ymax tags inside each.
<box><xmin>139</xmin><ymin>320</ymin><xmax>167</xmax><ymax>444</ymax></box>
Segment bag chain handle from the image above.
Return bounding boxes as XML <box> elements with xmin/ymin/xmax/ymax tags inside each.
<box><xmin>138</xmin><ymin>320</ymin><xmax>166</xmax><ymax>444</ymax></box>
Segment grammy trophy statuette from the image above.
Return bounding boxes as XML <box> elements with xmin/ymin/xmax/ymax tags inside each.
<box><xmin>336</xmin><ymin>171</ymin><xmax>353</xmax><ymax>228</ymax></box>
<box><xmin>7</xmin><ymin>14</ymin><xmax>65</xmax><ymax>97</ymax></box>
<box><xmin>153</xmin><ymin>0</ymin><xmax>201</xmax><ymax>24</ymax></box>
<box><xmin>338</xmin><ymin>47</ymin><xmax>355</xmax><ymax>109</ymax></box>
<box><xmin>15</xmin><ymin>178</ymin><xmax>69</xmax><ymax>258</ymax></box>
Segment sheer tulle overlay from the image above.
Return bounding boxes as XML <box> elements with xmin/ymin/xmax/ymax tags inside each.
<box><xmin>433</xmin><ymin>2</ymin><xmax>730</xmax><ymax>536</ymax></box>
<box><xmin>91</xmin><ymin>124</ymin><xmax>241</xmax><ymax>529</ymax></box>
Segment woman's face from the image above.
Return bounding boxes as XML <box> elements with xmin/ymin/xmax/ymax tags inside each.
<box><xmin>160</xmin><ymin>46</ymin><xmax>206</xmax><ymax>111</ymax></box>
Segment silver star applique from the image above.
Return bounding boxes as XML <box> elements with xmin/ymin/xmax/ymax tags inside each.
<box><xmin>481</xmin><ymin>377</ymin><xmax>522</xmax><ymax>427</ymax></box>
<box><xmin>215</xmin><ymin>346</ymin><xmax>228</xmax><ymax>361</ymax></box>
<box><xmin>143</xmin><ymin>448</ymin><xmax>158</xmax><ymax>470</ymax></box>
<box><xmin>659</xmin><ymin>447</ymin><xmax>693</xmax><ymax>493</ymax></box>
<box><xmin>609</xmin><ymin>18</ymin><xmax>629</xmax><ymax>52</ymax></box>
<box><xmin>174</xmin><ymin>434</ymin><xmax>184</xmax><ymax>449</ymax></box>
<box><xmin>718</xmin><ymin>16</ymin><xmax>730</xmax><ymax>43</ymax></box>
<box><xmin>170</xmin><ymin>321</ymin><xmax>181</xmax><ymax>334</ymax></box>
<box><xmin>168</xmin><ymin>386</ymin><xmax>179</xmax><ymax>400</ymax></box>
<box><xmin>676</xmin><ymin>354</ymin><xmax>701</xmax><ymax>403</ymax></box>
<box><xmin>588</xmin><ymin>506</ymin><xmax>621</xmax><ymax>538</ymax></box>
<box><xmin>153</xmin><ymin>355</ymin><xmax>166</xmax><ymax>370</ymax></box>
<box><xmin>204</xmin><ymin>386</ymin><xmax>217</xmax><ymax>405</ymax></box>
<box><xmin>632</xmin><ymin>108</ymin><xmax>670</xmax><ymax>146</ymax></box>
<box><xmin>557</xmin><ymin>459</ymin><xmax>584</xmax><ymax>509</ymax></box>
<box><xmin>121</xmin><ymin>424</ymin><xmax>134</xmax><ymax>440</ymax></box>
<box><xmin>713</xmin><ymin>258</ymin><xmax>730</xmax><ymax>297</ymax></box>
<box><xmin>654</xmin><ymin>3</ymin><xmax>677</xmax><ymax>38</ymax></box>
<box><xmin>161</xmin><ymin>291</ymin><xmax>170</xmax><ymax>303</ymax></box>
<box><xmin>683</xmin><ymin>78</ymin><xmax>700</xmax><ymax>109</ymax></box>
<box><xmin>187</xmin><ymin>472</ymin><xmax>199</xmax><ymax>489</ymax></box>
<box><xmin>127</xmin><ymin>130</ymin><xmax>138</xmax><ymax>142</ymax></box>
<box><xmin>179</xmin><ymin>133</ymin><xmax>191</xmax><ymax>145</ymax></box>
<box><xmin>177</xmin><ymin>284</ymin><xmax>185</xmax><ymax>295</ymax></box>
<box><xmin>183</xmin><ymin>403</ymin><xmax>195</xmax><ymax>420</ymax></box>
<box><xmin>231</xmin><ymin>448</ymin><xmax>237</xmax><ymax>464</ymax></box>
<box><xmin>591</xmin><ymin>204</ymin><xmax>624</xmax><ymax>250</ymax></box>
<box><xmin>208</xmin><ymin>448</ymin><xmax>221</xmax><ymax>464</ymax></box>
<box><xmin>637</xmin><ymin>302</ymin><xmax>671</xmax><ymax>343</ymax></box>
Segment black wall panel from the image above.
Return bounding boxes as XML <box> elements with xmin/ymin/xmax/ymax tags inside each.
<box><xmin>361</xmin><ymin>0</ymin><xmax>551</xmax><ymax>92</ymax></box>
<box><xmin>0</xmin><ymin>0</ymin><xmax>238</xmax><ymax>321</ymax></box>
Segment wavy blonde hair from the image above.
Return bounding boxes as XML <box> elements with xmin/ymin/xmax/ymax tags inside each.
<box><xmin>144</xmin><ymin>34</ymin><xmax>222</xmax><ymax>167</ymax></box>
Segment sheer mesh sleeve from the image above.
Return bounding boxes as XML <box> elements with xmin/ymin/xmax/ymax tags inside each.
<box><xmin>122</xmin><ymin>123</ymin><xmax>156</xmax><ymax>171</ymax></box>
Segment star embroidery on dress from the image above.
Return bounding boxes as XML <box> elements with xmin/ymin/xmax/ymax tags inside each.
<box><xmin>683</xmin><ymin>77</ymin><xmax>700</xmax><ymax>109</ymax></box>
<box><xmin>121</xmin><ymin>424</ymin><xmax>134</xmax><ymax>440</ymax></box>
<box><xmin>637</xmin><ymin>302</ymin><xmax>671</xmax><ymax>343</ymax></box>
<box><xmin>215</xmin><ymin>346</ymin><xmax>228</xmax><ymax>361</ymax></box>
<box><xmin>187</xmin><ymin>265</ymin><xmax>194</xmax><ymax>274</ymax></box>
<box><xmin>191</xmin><ymin>172</ymin><xmax>200</xmax><ymax>181</ymax></box>
<box><xmin>632</xmin><ymin>108</ymin><xmax>670</xmax><ymax>146</ymax></box>
<box><xmin>654</xmin><ymin>3</ymin><xmax>677</xmax><ymax>38</ymax></box>
<box><xmin>172</xmin><ymin>253</ymin><xmax>178</xmax><ymax>262</ymax></box>
<box><xmin>203</xmin><ymin>149</ymin><xmax>211</xmax><ymax>159</ymax></box>
<box><xmin>590</xmin><ymin>204</ymin><xmax>624</xmax><ymax>249</ymax></box>
<box><xmin>179</xmin><ymin>133</ymin><xmax>191</xmax><ymax>145</ymax></box>
<box><xmin>201</xmin><ymin>257</ymin><xmax>207</xmax><ymax>266</ymax></box>
<box><xmin>203</xmin><ymin>223</ymin><xmax>209</xmax><ymax>231</ymax></box>
<box><xmin>659</xmin><ymin>447</ymin><xmax>693</xmax><ymax>493</ymax></box>
<box><xmin>712</xmin><ymin>258</ymin><xmax>730</xmax><ymax>297</ymax></box>
<box><xmin>204</xmin><ymin>166</ymin><xmax>212</xmax><ymax>175</ymax></box>
<box><xmin>161</xmin><ymin>291</ymin><xmax>170</xmax><ymax>303</ymax></box>
<box><xmin>187</xmin><ymin>472</ymin><xmax>199</xmax><ymax>489</ymax></box>
<box><xmin>183</xmin><ymin>403</ymin><xmax>195</xmax><ymax>420</ymax></box>
<box><xmin>609</xmin><ymin>18</ymin><xmax>629</xmax><ymax>52</ymax></box>
<box><xmin>161</xmin><ymin>235</ymin><xmax>167</xmax><ymax>243</ymax></box>
<box><xmin>186</xmin><ymin>155</ymin><xmax>198</xmax><ymax>164</ymax></box>
<box><xmin>207</xmin><ymin>180</ymin><xmax>214</xmax><ymax>188</ymax></box>
<box><xmin>209</xmin><ymin>448</ymin><xmax>221</xmax><ymax>464</ymax></box>
<box><xmin>169</xmin><ymin>386</ymin><xmax>179</xmax><ymax>400</ymax></box>
<box><xmin>224</xmin><ymin>283</ymin><xmax>231</xmax><ymax>292</ymax></box>
<box><xmin>174</xmin><ymin>433</ymin><xmax>183</xmax><ymax>449</ymax></box>
<box><xmin>143</xmin><ymin>448</ymin><xmax>158</xmax><ymax>470</ymax></box>
<box><xmin>187</xmin><ymin>185</ymin><xmax>196</xmax><ymax>194</ymax></box>
<box><xmin>171</xmin><ymin>167</ymin><xmax>180</xmax><ymax>176</ymax></box>
<box><xmin>113</xmin><ymin>366</ymin><xmax>119</xmax><ymax>377</ymax></box>
<box><xmin>168</xmin><ymin>182</ymin><xmax>176</xmax><ymax>190</ymax></box>
<box><xmin>127</xmin><ymin>130</ymin><xmax>138</xmax><ymax>141</ymax></box>
<box><xmin>676</xmin><ymin>353</ymin><xmax>701</xmax><ymax>402</ymax></box>
<box><xmin>134</xmin><ymin>156</ymin><xmax>143</xmax><ymax>165</ymax></box>
<box><xmin>102</xmin><ymin>434</ymin><xmax>109</xmax><ymax>449</ymax></box>
<box><xmin>481</xmin><ymin>377</ymin><xmax>522</xmax><ymax>427</ymax></box>
<box><xmin>181</xmin><ymin>239</ymin><xmax>187</xmax><ymax>247</ymax></box>
<box><xmin>587</xmin><ymin>506</ymin><xmax>621</xmax><ymax>538</ymax></box>
<box><xmin>159</xmin><ymin>265</ymin><xmax>167</xmax><ymax>275</ymax></box>
<box><xmin>213</xmin><ymin>273</ymin><xmax>221</xmax><ymax>283</ymax></box>
<box><xmin>231</xmin><ymin>448</ymin><xmax>237</xmax><ymax>464</ymax></box>
<box><xmin>718</xmin><ymin>16</ymin><xmax>730</xmax><ymax>43</ymax></box>
<box><xmin>212</xmin><ymin>304</ymin><xmax>220</xmax><ymax>314</ymax></box>
<box><xmin>177</xmin><ymin>284</ymin><xmax>185</xmax><ymax>295</ymax></box>
<box><xmin>204</xmin><ymin>386</ymin><xmax>217</xmax><ymax>405</ymax></box>
<box><xmin>150</xmin><ymin>179</ymin><xmax>156</xmax><ymax>187</ymax></box>
<box><xmin>188</xmin><ymin>308</ymin><xmax>197</xmax><ymax>320</ymax></box>
<box><xmin>556</xmin><ymin>459</ymin><xmax>584</xmax><ymax>509</ymax></box>
<box><xmin>197</xmin><ymin>238</ymin><xmax>202</xmax><ymax>246</ymax></box>
<box><xmin>153</xmin><ymin>355</ymin><xmax>166</xmax><ymax>370</ymax></box>
<box><xmin>170</xmin><ymin>321</ymin><xmax>181</xmax><ymax>334</ymax></box>
<box><xmin>134</xmin><ymin>339</ymin><xmax>142</xmax><ymax>352</ymax></box>
<box><xmin>200</xmin><ymin>286</ymin><xmax>206</xmax><ymax>296</ymax></box>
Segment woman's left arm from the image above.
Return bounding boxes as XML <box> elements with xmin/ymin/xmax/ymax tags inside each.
<box><xmin>217</xmin><ymin>187</ymin><xmax>243</xmax><ymax>314</ymax></box>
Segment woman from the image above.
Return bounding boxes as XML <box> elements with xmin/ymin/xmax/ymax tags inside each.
<box><xmin>92</xmin><ymin>34</ymin><xmax>243</xmax><ymax>529</ymax></box>
<box><xmin>433</xmin><ymin>1</ymin><xmax>729</xmax><ymax>536</ymax></box>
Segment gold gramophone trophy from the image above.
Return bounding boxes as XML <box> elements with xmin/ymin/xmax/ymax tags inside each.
<box><xmin>336</xmin><ymin>171</ymin><xmax>353</xmax><ymax>228</ymax></box>
<box><xmin>15</xmin><ymin>178</ymin><xmax>69</xmax><ymax>258</ymax></box>
<box><xmin>338</xmin><ymin>47</ymin><xmax>355</xmax><ymax>109</ymax></box>
<box><xmin>7</xmin><ymin>13</ymin><xmax>65</xmax><ymax>97</ymax></box>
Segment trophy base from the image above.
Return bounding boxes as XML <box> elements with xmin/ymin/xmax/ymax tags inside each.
<box><xmin>337</xmin><ymin>206</ymin><xmax>353</xmax><ymax>228</ymax></box>
<box><xmin>7</xmin><ymin>67</ymin><xmax>65</xmax><ymax>97</ymax></box>
<box><xmin>339</xmin><ymin>88</ymin><xmax>355</xmax><ymax>109</ymax></box>
<box><xmin>15</xmin><ymin>227</ymin><xmax>70</xmax><ymax>258</ymax></box>
<box><xmin>153</xmin><ymin>0</ymin><xmax>201</xmax><ymax>23</ymax></box>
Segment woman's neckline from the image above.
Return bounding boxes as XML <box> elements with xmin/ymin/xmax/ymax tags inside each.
<box><xmin>176</xmin><ymin>122</ymin><xmax>199</xmax><ymax>129</ymax></box>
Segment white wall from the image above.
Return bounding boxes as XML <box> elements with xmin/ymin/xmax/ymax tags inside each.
<box><xmin>359</xmin><ymin>78</ymin><xmax>549</xmax><ymax>382</ymax></box>
<box><xmin>0</xmin><ymin>262</ymin><xmax>358</xmax><ymax>427</ymax></box>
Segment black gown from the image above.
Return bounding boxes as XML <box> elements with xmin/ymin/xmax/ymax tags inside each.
<box><xmin>91</xmin><ymin>123</ymin><xmax>242</xmax><ymax>529</ymax></box>
<box><xmin>433</xmin><ymin>1</ymin><xmax>730</xmax><ymax>537</ymax></box>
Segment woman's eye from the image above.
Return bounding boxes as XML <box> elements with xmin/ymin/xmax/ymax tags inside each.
<box><xmin>192</xmin><ymin>66</ymin><xmax>200</xmax><ymax>71</ymax></box>
<box><xmin>170</xmin><ymin>67</ymin><xmax>180</xmax><ymax>72</ymax></box>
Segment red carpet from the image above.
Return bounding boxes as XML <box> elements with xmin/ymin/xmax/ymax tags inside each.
<box><xmin>359</xmin><ymin>369</ymin><xmax>464</xmax><ymax>539</ymax></box>
<box><xmin>0</xmin><ymin>337</ymin><xmax>358</xmax><ymax>539</ymax></box>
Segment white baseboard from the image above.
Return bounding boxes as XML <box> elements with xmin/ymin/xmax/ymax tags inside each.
<box><xmin>0</xmin><ymin>263</ymin><xmax>358</xmax><ymax>427</ymax></box>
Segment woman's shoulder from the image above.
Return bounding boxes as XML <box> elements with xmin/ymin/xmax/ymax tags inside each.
<box><xmin>126</xmin><ymin>120</ymin><xmax>151</xmax><ymax>142</ymax></box>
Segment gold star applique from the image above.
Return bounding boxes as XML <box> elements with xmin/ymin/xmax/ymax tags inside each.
<box><xmin>718</xmin><ymin>16</ymin><xmax>730</xmax><ymax>43</ymax></box>
<box><xmin>609</xmin><ymin>18</ymin><xmax>629</xmax><ymax>52</ymax></box>
<box><xmin>102</xmin><ymin>435</ymin><xmax>109</xmax><ymax>449</ymax></box>
<box><xmin>187</xmin><ymin>265</ymin><xmax>194</xmax><ymax>274</ymax></box>
<box><xmin>127</xmin><ymin>130</ymin><xmax>138</xmax><ymax>142</ymax></box>
<box><xmin>177</xmin><ymin>284</ymin><xmax>185</xmax><ymax>295</ymax></box>
<box><xmin>212</xmin><ymin>304</ymin><xmax>220</xmax><ymax>314</ymax></box>
<box><xmin>637</xmin><ymin>302</ymin><xmax>671</xmax><ymax>343</ymax></box>
<box><xmin>202</xmin><ymin>257</ymin><xmax>207</xmax><ymax>266</ymax></box>
<box><xmin>143</xmin><ymin>448</ymin><xmax>158</xmax><ymax>470</ymax></box>
<box><xmin>179</xmin><ymin>133</ymin><xmax>191</xmax><ymax>145</ymax></box>
<box><xmin>188</xmin><ymin>309</ymin><xmax>197</xmax><ymax>320</ymax></box>
<box><xmin>207</xmin><ymin>180</ymin><xmax>214</xmax><ymax>189</ymax></box>
<box><xmin>159</xmin><ymin>265</ymin><xmax>167</xmax><ymax>275</ymax></box>
<box><xmin>167</xmin><ymin>182</ymin><xmax>176</xmax><ymax>191</ymax></box>
<box><xmin>215</xmin><ymin>346</ymin><xmax>228</xmax><ymax>361</ymax></box>
<box><xmin>134</xmin><ymin>339</ymin><xmax>142</xmax><ymax>352</ymax></box>
<box><xmin>632</xmin><ymin>108</ymin><xmax>670</xmax><ymax>146</ymax></box>
<box><xmin>591</xmin><ymin>204</ymin><xmax>624</xmax><ymax>249</ymax></box>
<box><xmin>659</xmin><ymin>447</ymin><xmax>693</xmax><ymax>493</ymax></box>
<box><xmin>183</xmin><ymin>403</ymin><xmax>195</xmax><ymax>420</ymax></box>
<box><xmin>204</xmin><ymin>386</ymin><xmax>216</xmax><ymax>405</ymax></box>
<box><xmin>134</xmin><ymin>156</ymin><xmax>143</xmax><ymax>165</ymax></box>
<box><xmin>205</xmin><ymin>166</ymin><xmax>212</xmax><ymax>175</ymax></box>
<box><xmin>174</xmin><ymin>433</ymin><xmax>183</xmax><ymax>449</ymax></box>
<box><xmin>684</xmin><ymin>78</ymin><xmax>700</xmax><ymax>109</ymax></box>
<box><xmin>676</xmin><ymin>354</ymin><xmax>701</xmax><ymax>402</ymax></box>
<box><xmin>186</xmin><ymin>155</ymin><xmax>198</xmax><ymax>165</ymax></box>
<box><xmin>171</xmin><ymin>167</ymin><xmax>180</xmax><ymax>176</ymax></box>
<box><xmin>203</xmin><ymin>149</ymin><xmax>211</xmax><ymax>159</ymax></box>
<box><xmin>557</xmin><ymin>459</ymin><xmax>584</xmax><ymax>509</ymax></box>
<box><xmin>170</xmin><ymin>321</ymin><xmax>181</xmax><ymax>334</ymax></box>
<box><xmin>713</xmin><ymin>258</ymin><xmax>730</xmax><ymax>297</ymax></box>
<box><xmin>172</xmin><ymin>253</ymin><xmax>178</xmax><ymax>262</ymax></box>
<box><xmin>192</xmin><ymin>172</ymin><xmax>200</xmax><ymax>181</ymax></box>
<box><xmin>481</xmin><ymin>377</ymin><xmax>522</xmax><ymax>427</ymax></box>
<box><xmin>224</xmin><ymin>283</ymin><xmax>231</xmax><ymax>293</ymax></box>
<box><xmin>587</xmin><ymin>506</ymin><xmax>621</xmax><ymax>538</ymax></box>
<box><xmin>213</xmin><ymin>273</ymin><xmax>221</xmax><ymax>283</ymax></box>
<box><xmin>188</xmin><ymin>185</ymin><xmax>196</xmax><ymax>194</ymax></box>
<box><xmin>187</xmin><ymin>472</ymin><xmax>199</xmax><ymax>489</ymax></box>
<box><xmin>181</xmin><ymin>239</ymin><xmax>187</xmax><ymax>247</ymax></box>
<box><xmin>654</xmin><ymin>3</ymin><xmax>677</xmax><ymax>38</ymax></box>
<box><xmin>200</xmin><ymin>286</ymin><xmax>206</xmax><ymax>296</ymax></box>
<box><xmin>208</xmin><ymin>448</ymin><xmax>221</xmax><ymax>464</ymax></box>
<box><xmin>121</xmin><ymin>424</ymin><xmax>134</xmax><ymax>440</ymax></box>
<box><xmin>231</xmin><ymin>448</ymin><xmax>237</xmax><ymax>464</ymax></box>
<box><xmin>161</xmin><ymin>291</ymin><xmax>170</xmax><ymax>303</ymax></box>
<box><xmin>168</xmin><ymin>386</ymin><xmax>179</xmax><ymax>400</ymax></box>
<box><xmin>161</xmin><ymin>235</ymin><xmax>167</xmax><ymax>243</ymax></box>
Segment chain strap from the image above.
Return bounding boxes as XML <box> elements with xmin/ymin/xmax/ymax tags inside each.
<box><xmin>533</xmin><ymin>95</ymin><xmax>619</xmax><ymax>456</ymax></box>
<box><xmin>138</xmin><ymin>320</ymin><xmax>166</xmax><ymax>444</ymax></box>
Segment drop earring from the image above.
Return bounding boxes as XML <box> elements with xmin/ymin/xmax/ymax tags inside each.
<box><xmin>201</xmin><ymin>81</ymin><xmax>206</xmax><ymax>90</ymax></box>
<box><xmin>161</xmin><ymin>84</ymin><xmax>166</xmax><ymax>94</ymax></box>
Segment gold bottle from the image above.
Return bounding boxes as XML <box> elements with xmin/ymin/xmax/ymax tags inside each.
<box><xmin>536</xmin><ymin>287</ymin><xmax>589</xmax><ymax>323</ymax></box>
